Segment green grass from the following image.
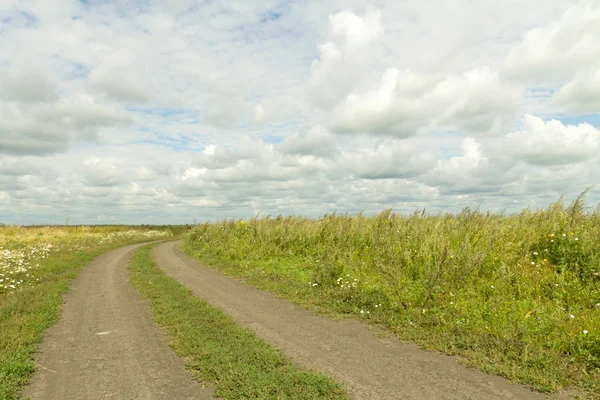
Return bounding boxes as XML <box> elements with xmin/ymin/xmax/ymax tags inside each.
<box><xmin>128</xmin><ymin>244</ymin><xmax>347</xmax><ymax>400</ymax></box>
<box><xmin>182</xmin><ymin>192</ymin><xmax>600</xmax><ymax>399</ymax></box>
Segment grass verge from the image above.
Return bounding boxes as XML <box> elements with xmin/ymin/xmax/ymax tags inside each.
<box><xmin>128</xmin><ymin>244</ymin><xmax>347</xmax><ymax>400</ymax></box>
<box><xmin>0</xmin><ymin>242</ymin><xmax>146</xmax><ymax>399</ymax></box>
<box><xmin>182</xmin><ymin>193</ymin><xmax>600</xmax><ymax>399</ymax></box>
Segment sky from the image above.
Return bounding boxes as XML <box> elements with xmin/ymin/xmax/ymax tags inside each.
<box><xmin>1</xmin><ymin>0</ymin><xmax>600</xmax><ymax>224</ymax></box>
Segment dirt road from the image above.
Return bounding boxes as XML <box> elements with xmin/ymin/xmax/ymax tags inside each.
<box><xmin>153</xmin><ymin>241</ymin><xmax>574</xmax><ymax>400</ymax></box>
<box><xmin>24</xmin><ymin>243</ymin><xmax>213</xmax><ymax>400</ymax></box>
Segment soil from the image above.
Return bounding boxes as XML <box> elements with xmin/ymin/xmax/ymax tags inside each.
<box><xmin>152</xmin><ymin>241</ymin><xmax>576</xmax><ymax>400</ymax></box>
<box><xmin>23</xmin><ymin>243</ymin><xmax>214</xmax><ymax>400</ymax></box>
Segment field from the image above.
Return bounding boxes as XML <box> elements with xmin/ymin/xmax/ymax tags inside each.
<box><xmin>0</xmin><ymin>225</ymin><xmax>178</xmax><ymax>398</ymax></box>
<box><xmin>182</xmin><ymin>193</ymin><xmax>600</xmax><ymax>397</ymax></box>
<box><xmin>3</xmin><ymin>194</ymin><xmax>599</xmax><ymax>399</ymax></box>
<box><xmin>0</xmin><ymin>225</ymin><xmax>182</xmax><ymax>295</ymax></box>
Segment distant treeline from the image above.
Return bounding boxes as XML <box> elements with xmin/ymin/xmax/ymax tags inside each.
<box><xmin>10</xmin><ymin>224</ymin><xmax>194</xmax><ymax>235</ymax></box>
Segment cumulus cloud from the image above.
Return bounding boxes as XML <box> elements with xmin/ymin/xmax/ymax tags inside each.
<box><xmin>276</xmin><ymin>126</ymin><xmax>338</xmax><ymax>158</ymax></box>
<box><xmin>310</xmin><ymin>10</ymin><xmax>522</xmax><ymax>137</ymax></box>
<box><xmin>496</xmin><ymin>114</ymin><xmax>600</xmax><ymax>166</ymax></box>
<box><xmin>307</xmin><ymin>10</ymin><xmax>384</xmax><ymax>110</ymax></box>
<box><xmin>0</xmin><ymin>57</ymin><xmax>58</xmax><ymax>103</ymax></box>
<box><xmin>83</xmin><ymin>157</ymin><xmax>124</xmax><ymax>187</ymax></box>
<box><xmin>330</xmin><ymin>67</ymin><xmax>521</xmax><ymax>137</ymax></box>
<box><xmin>88</xmin><ymin>49</ymin><xmax>152</xmax><ymax>103</ymax></box>
<box><xmin>423</xmin><ymin>137</ymin><xmax>504</xmax><ymax>195</ymax></box>
<box><xmin>252</xmin><ymin>104</ymin><xmax>266</xmax><ymax>124</ymax></box>
<box><xmin>1</xmin><ymin>1</ymin><xmax>600</xmax><ymax>224</ymax></box>
<box><xmin>0</xmin><ymin>158</ymin><xmax>39</xmax><ymax>177</ymax></box>
<box><xmin>0</xmin><ymin>96</ymin><xmax>130</xmax><ymax>155</ymax></box>
<box><xmin>503</xmin><ymin>1</ymin><xmax>600</xmax><ymax>83</ymax></box>
<box><xmin>422</xmin><ymin>114</ymin><xmax>600</xmax><ymax>197</ymax></box>
<box><xmin>552</xmin><ymin>67</ymin><xmax>600</xmax><ymax>113</ymax></box>
<box><xmin>329</xmin><ymin>9</ymin><xmax>385</xmax><ymax>47</ymax></box>
<box><xmin>503</xmin><ymin>2</ymin><xmax>600</xmax><ymax>113</ymax></box>
<box><xmin>338</xmin><ymin>141</ymin><xmax>436</xmax><ymax>179</ymax></box>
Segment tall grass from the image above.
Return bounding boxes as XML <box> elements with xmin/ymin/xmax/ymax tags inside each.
<box><xmin>183</xmin><ymin>192</ymin><xmax>600</xmax><ymax>397</ymax></box>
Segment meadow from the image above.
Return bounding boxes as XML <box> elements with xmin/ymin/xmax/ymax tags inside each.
<box><xmin>0</xmin><ymin>225</ymin><xmax>177</xmax><ymax>294</ymax></box>
<box><xmin>183</xmin><ymin>192</ymin><xmax>600</xmax><ymax>398</ymax></box>
<box><xmin>0</xmin><ymin>225</ymin><xmax>178</xmax><ymax>399</ymax></box>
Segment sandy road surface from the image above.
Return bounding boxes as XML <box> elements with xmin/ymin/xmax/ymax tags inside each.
<box><xmin>153</xmin><ymin>241</ymin><xmax>574</xmax><ymax>400</ymax></box>
<box><xmin>24</xmin><ymin>243</ymin><xmax>214</xmax><ymax>400</ymax></box>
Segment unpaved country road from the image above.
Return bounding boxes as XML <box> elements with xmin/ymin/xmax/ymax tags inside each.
<box><xmin>24</xmin><ymin>243</ymin><xmax>214</xmax><ymax>400</ymax></box>
<box><xmin>154</xmin><ymin>241</ymin><xmax>575</xmax><ymax>400</ymax></box>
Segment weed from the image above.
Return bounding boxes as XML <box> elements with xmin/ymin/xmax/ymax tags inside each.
<box><xmin>183</xmin><ymin>192</ymin><xmax>600</xmax><ymax>398</ymax></box>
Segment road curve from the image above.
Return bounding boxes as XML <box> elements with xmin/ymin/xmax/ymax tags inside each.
<box><xmin>153</xmin><ymin>241</ymin><xmax>574</xmax><ymax>400</ymax></box>
<box><xmin>24</xmin><ymin>242</ymin><xmax>214</xmax><ymax>400</ymax></box>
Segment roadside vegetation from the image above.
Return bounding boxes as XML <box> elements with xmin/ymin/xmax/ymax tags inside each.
<box><xmin>0</xmin><ymin>226</ymin><xmax>177</xmax><ymax>399</ymax></box>
<box><xmin>183</xmin><ymin>191</ymin><xmax>600</xmax><ymax>398</ymax></box>
<box><xmin>129</xmin><ymin>244</ymin><xmax>347</xmax><ymax>399</ymax></box>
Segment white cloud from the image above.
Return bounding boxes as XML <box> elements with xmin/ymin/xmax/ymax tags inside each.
<box><xmin>88</xmin><ymin>49</ymin><xmax>152</xmax><ymax>103</ymax></box>
<box><xmin>252</xmin><ymin>104</ymin><xmax>266</xmax><ymax>124</ymax></box>
<box><xmin>83</xmin><ymin>157</ymin><xmax>124</xmax><ymax>187</ymax></box>
<box><xmin>503</xmin><ymin>1</ymin><xmax>600</xmax><ymax>83</ymax></box>
<box><xmin>552</xmin><ymin>67</ymin><xmax>600</xmax><ymax>113</ymax></box>
<box><xmin>496</xmin><ymin>114</ymin><xmax>600</xmax><ymax>166</ymax></box>
<box><xmin>0</xmin><ymin>95</ymin><xmax>129</xmax><ymax>155</ymax></box>
<box><xmin>1</xmin><ymin>1</ymin><xmax>599</xmax><ymax>224</ymax></box>
<box><xmin>338</xmin><ymin>141</ymin><xmax>436</xmax><ymax>179</ymax></box>
<box><xmin>330</xmin><ymin>67</ymin><xmax>521</xmax><ymax>137</ymax></box>
<box><xmin>277</xmin><ymin>126</ymin><xmax>338</xmax><ymax>158</ymax></box>
<box><xmin>308</xmin><ymin>10</ymin><xmax>522</xmax><ymax>137</ymax></box>
<box><xmin>503</xmin><ymin>2</ymin><xmax>600</xmax><ymax>113</ymax></box>
<box><xmin>0</xmin><ymin>57</ymin><xmax>58</xmax><ymax>103</ymax></box>
<box><xmin>329</xmin><ymin>9</ymin><xmax>384</xmax><ymax>48</ymax></box>
<box><xmin>307</xmin><ymin>10</ymin><xmax>384</xmax><ymax>110</ymax></box>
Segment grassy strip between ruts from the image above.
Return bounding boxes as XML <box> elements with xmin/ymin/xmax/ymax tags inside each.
<box><xmin>128</xmin><ymin>244</ymin><xmax>347</xmax><ymax>400</ymax></box>
<box><xmin>0</xmin><ymin>239</ymin><xmax>164</xmax><ymax>400</ymax></box>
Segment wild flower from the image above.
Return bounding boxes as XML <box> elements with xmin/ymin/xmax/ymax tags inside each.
<box><xmin>1</xmin><ymin>228</ymin><xmax>170</xmax><ymax>294</ymax></box>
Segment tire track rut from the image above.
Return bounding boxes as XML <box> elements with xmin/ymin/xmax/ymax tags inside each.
<box><xmin>24</xmin><ymin>243</ymin><xmax>214</xmax><ymax>400</ymax></box>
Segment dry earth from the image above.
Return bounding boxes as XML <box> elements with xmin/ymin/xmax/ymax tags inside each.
<box><xmin>153</xmin><ymin>241</ymin><xmax>576</xmax><ymax>400</ymax></box>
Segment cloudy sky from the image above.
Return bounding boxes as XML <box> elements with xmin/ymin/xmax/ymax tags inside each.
<box><xmin>1</xmin><ymin>0</ymin><xmax>599</xmax><ymax>224</ymax></box>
